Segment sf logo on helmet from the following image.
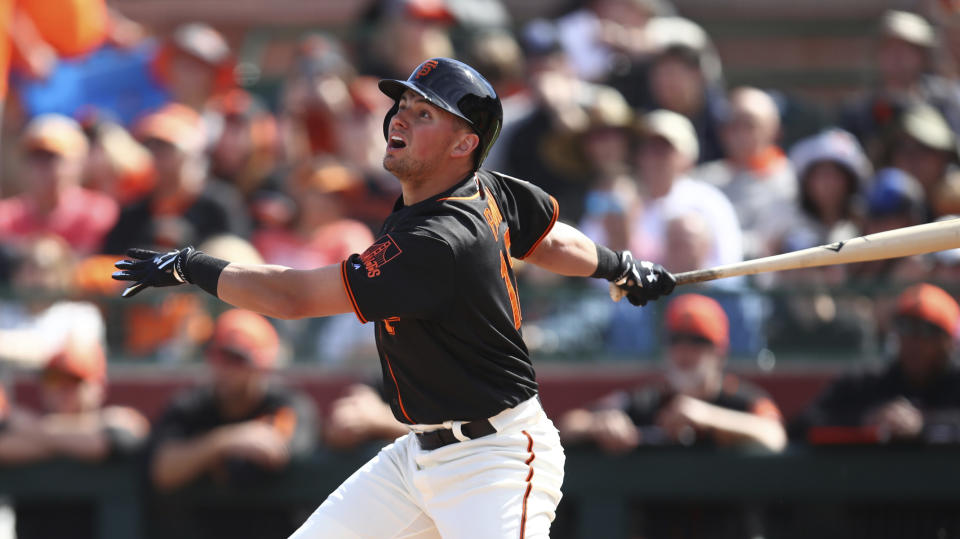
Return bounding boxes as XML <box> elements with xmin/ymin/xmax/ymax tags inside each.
<box><xmin>415</xmin><ymin>60</ymin><xmax>439</xmax><ymax>79</ymax></box>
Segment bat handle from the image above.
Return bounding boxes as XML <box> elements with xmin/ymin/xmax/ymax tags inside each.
<box><xmin>673</xmin><ymin>268</ymin><xmax>724</xmax><ymax>286</ymax></box>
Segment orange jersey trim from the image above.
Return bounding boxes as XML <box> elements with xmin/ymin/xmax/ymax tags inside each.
<box><xmin>519</xmin><ymin>196</ymin><xmax>559</xmax><ymax>260</ymax></box>
<box><xmin>519</xmin><ymin>430</ymin><xmax>536</xmax><ymax>539</ymax></box>
<box><xmin>383</xmin><ymin>346</ymin><xmax>414</xmax><ymax>424</ymax></box>
<box><xmin>340</xmin><ymin>260</ymin><xmax>368</xmax><ymax>324</ymax></box>
<box><xmin>438</xmin><ymin>189</ymin><xmax>481</xmax><ymax>202</ymax></box>
<box><xmin>438</xmin><ymin>175</ymin><xmax>481</xmax><ymax>201</ymax></box>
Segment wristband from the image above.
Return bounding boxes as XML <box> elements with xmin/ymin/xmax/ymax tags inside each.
<box><xmin>181</xmin><ymin>249</ymin><xmax>229</xmax><ymax>297</ymax></box>
<box><xmin>591</xmin><ymin>244</ymin><xmax>621</xmax><ymax>281</ymax></box>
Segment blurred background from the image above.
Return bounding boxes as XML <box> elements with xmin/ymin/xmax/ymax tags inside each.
<box><xmin>3</xmin><ymin>0</ymin><xmax>960</xmax><ymax>538</ymax></box>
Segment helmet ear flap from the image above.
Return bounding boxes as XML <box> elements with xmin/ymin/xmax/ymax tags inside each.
<box><xmin>382</xmin><ymin>101</ymin><xmax>400</xmax><ymax>141</ymax></box>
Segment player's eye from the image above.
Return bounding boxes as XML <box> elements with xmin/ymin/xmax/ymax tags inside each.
<box><xmin>418</xmin><ymin>109</ymin><xmax>431</xmax><ymax>119</ymax></box>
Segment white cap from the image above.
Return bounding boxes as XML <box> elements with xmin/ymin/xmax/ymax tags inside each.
<box><xmin>789</xmin><ymin>128</ymin><xmax>872</xmax><ymax>184</ymax></box>
<box><xmin>902</xmin><ymin>102</ymin><xmax>957</xmax><ymax>153</ymax></box>
<box><xmin>638</xmin><ymin>109</ymin><xmax>699</xmax><ymax>164</ymax></box>
<box><xmin>881</xmin><ymin>10</ymin><xmax>936</xmax><ymax>48</ymax></box>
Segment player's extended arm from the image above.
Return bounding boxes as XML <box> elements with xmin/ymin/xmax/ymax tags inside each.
<box><xmin>522</xmin><ymin>222</ymin><xmax>601</xmax><ymax>276</ymax></box>
<box><xmin>217</xmin><ymin>263</ymin><xmax>352</xmax><ymax>320</ymax></box>
<box><xmin>112</xmin><ymin>248</ymin><xmax>352</xmax><ymax>319</ymax></box>
<box><xmin>523</xmin><ymin>222</ymin><xmax>676</xmax><ymax>306</ymax></box>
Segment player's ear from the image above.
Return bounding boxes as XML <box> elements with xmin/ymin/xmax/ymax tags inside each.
<box><xmin>450</xmin><ymin>132</ymin><xmax>479</xmax><ymax>159</ymax></box>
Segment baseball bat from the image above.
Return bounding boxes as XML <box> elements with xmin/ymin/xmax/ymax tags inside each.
<box><xmin>673</xmin><ymin>217</ymin><xmax>960</xmax><ymax>286</ymax></box>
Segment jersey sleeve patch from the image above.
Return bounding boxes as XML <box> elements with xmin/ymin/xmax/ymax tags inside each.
<box><xmin>359</xmin><ymin>234</ymin><xmax>403</xmax><ymax>278</ymax></box>
<box><xmin>343</xmin><ymin>231</ymin><xmax>455</xmax><ymax>321</ymax></box>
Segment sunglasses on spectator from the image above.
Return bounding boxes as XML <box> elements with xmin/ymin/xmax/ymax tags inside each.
<box><xmin>893</xmin><ymin>317</ymin><xmax>947</xmax><ymax>338</ymax></box>
<box><xmin>210</xmin><ymin>347</ymin><xmax>255</xmax><ymax>366</ymax></box>
<box><xmin>668</xmin><ymin>333</ymin><xmax>715</xmax><ymax>347</ymax></box>
<box><xmin>41</xmin><ymin>370</ymin><xmax>85</xmax><ymax>388</ymax></box>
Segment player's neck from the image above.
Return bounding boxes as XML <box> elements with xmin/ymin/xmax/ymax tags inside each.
<box><xmin>399</xmin><ymin>164</ymin><xmax>475</xmax><ymax>206</ymax></box>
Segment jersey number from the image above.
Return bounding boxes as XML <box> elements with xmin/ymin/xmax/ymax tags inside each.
<box><xmin>500</xmin><ymin>231</ymin><xmax>521</xmax><ymax>329</ymax></box>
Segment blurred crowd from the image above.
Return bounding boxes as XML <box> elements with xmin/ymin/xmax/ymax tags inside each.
<box><xmin>0</xmin><ymin>0</ymin><xmax>960</xmax><ymax>366</ymax></box>
<box><xmin>5</xmin><ymin>1</ymin><xmax>960</xmax><ymax>536</ymax></box>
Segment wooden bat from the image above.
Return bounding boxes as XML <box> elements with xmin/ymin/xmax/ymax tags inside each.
<box><xmin>675</xmin><ymin>218</ymin><xmax>960</xmax><ymax>286</ymax></box>
<box><xmin>610</xmin><ymin>218</ymin><xmax>960</xmax><ymax>300</ymax></box>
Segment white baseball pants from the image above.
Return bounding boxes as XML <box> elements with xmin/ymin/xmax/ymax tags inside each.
<box><xmin>289</xmin><ymin>396</ymin><xmax>565</xmax><ymax>538</ymax></box>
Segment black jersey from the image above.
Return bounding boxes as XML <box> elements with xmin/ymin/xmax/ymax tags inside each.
<box><xmin>341</xmin><ymin>170</ymin><xmax>558</xmax><ymax>424</ymax></box>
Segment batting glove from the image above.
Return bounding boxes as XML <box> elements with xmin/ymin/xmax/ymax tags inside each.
<box><xmin>112</xmin><ymin>247</ymin><xmax>195</xmax><ymax>298</ymax></box>
<box><xmin>608</xmin><ymin>251</ymin><xmax>676</xmax><ymax>306</ymax></box>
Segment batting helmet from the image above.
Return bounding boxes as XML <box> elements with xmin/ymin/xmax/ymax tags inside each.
<box><xmin>379</xmin><ymin>58</ymin><xmax>502</xmax><ymax>169</ymax></box>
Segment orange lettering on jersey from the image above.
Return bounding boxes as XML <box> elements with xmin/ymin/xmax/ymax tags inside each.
<box><xmin>359</xmin><ymin>235</ymin><xmax>402</xmax><ymax>278</ymax></box>
<box><xmin>503</xmin><ymin>229</ymin><xmax>514</xmax><ymax>268</ymax></box>
<box><xmin>383</xmin><ymin>316</ymin><xmax>401</xmax><ymax>336</ymax></box>
<box><xmin>500</xmin><ymin>249</ymin><xmax>522</xmax><ymax>329</ymax></box>
<box><xmin>483</xmin><ymin>189</ymin><xmax>504</xmax><ymax>240</ymax></box>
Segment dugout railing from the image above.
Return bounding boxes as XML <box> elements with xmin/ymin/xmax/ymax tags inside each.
<box><xmin>3</xmin><ymin>446</ymin><xmax>960</xmax><ymax>539</ymax></box>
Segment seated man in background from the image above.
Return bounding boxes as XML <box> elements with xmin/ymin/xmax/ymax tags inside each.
<box><xmin>0</xmin><ymin>341</ymin><xmax>149</xmax><ymax>539</ymax></box>
<box><xmin>147</xmin><ymin>308</ymin><xmax>316</xmax><ymax>539</ymax></box>
<box><xmin>323</xmin><ymin>383</ymin><xmax>408</xmax><ymax>451</ymax></box>
<box><xmin>560</xmin><ymin>293</ymin><xmax>786</xmax><ymax>452</ymax></box>
<box><xmin>0</xmin><ymin>114</ymin><xmax>118</xmax><ymax>256</ymax></box>
<box><xmin>795</xmin><ymin>283</ymin><xmax>960</xmax><ymax>444</ymax></box>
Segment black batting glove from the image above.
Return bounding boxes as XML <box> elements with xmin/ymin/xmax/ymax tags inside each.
<box><xmin>609</xmin><ymin>251</ymin><xmax>676</xmax><ymax>306</ymax></box>
<box><xmin>112</xmin><ymin>247</ymin><xmax>195</xmax><ymax>298</ymax></box>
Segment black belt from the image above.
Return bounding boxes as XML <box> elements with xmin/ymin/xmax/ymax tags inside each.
<box><xmin>415</xmin><ymin>419</ymin><xmax>497</xmax><ymax>450</ymax></box>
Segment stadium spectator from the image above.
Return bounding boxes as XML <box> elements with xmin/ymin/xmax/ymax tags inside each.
<box><xmin>560</xmin><ymin>293</ymin><xmax>785</xmax><ymax>451</ymax></box>
<box><xmin>0</xmin><ymin>236</ymin><xmax>106</xmax><ymax>368</ymax></box>
<box><xmin>153</xmin><ymin>22</ymin><xmax>234</xmax><ymax>113</ymax></box>
<box><xmin>499</xmin><ymin>31</ymin><xmax>629</xmax><ymax>222</ymax></box>
<box><xmin>147</xmin><ymin>309</ymin><xmax>316</xmax><ymax>539</ymax></box>
<box><xmin>323</xmin><ymin>383</ymin><xmax>408</xmax><ymax>451</ymax></box>
<box><xmin>765</xmin><ymin>130</ymin><xmax>873</xmax><ymax>355</ymax></box>
<box><xmin>0</xmin><ymin>114</ymin><xmax>118</xmax><ymax>256</ymax></box>
<box><xmin>582</xmin><ymin>109</ymin><xmax>742</xmax><ymax>269</ymax></box>
<box><xmin>883</xmin><ymin>101</ymin><xmax>957</xmax><ymax>219</ymax></box>
<box><xmin>102</xmin><ymin>103</ymin><xmax>250</xmax><ymax>254</ymax></box>
<box><xmin>694</xmin><ymin>87</ymin><xmax>797</xmax><ymax>258</ymax></box>
<box><xmin>840</xmin><ymin>10</ymin><xmax>960</xmax><ymax>159</ymax></box>
<box><xmin>0</xmin><ymin>340</ymin><xmax>149</xmax><ymax>539</ymax></box>
<box><xmin>795</xmin><ymin>283</ymin><xmax>960</xmax><ymax>444</ymax></box>
<box><xmin>253</xmin><ymin>159</ymin><xmax>374</xmax><ymax>270</ymax></box>
<box><xmin>780</xmin><ymin>128</ymin><xmax>871</xmax><ymax>253</ymax></box>
<box><xmin>555</xmin><ymin>83</ymin><xmax>636</xmax><ymax>226</ymax></box>
<box><xmin>279</xmin><ymin>34</ymin><xmax>358</xmax><ymax>161</ymax></box>
<box><xmin>80</xmin><ymin>110</ymin><xmax>155</xmax><ymax>206</ymax></box>
<box><xmin>616</xmin><ymin>16</ymin><xmax>726</xmax><ymax>163</ymax></box>
<box><xmin>554</xmin><ymin>0</ymin><xmax>672</xmax><ymax>82</ymax></box>
<box><xmin>849</xmin><ymin>168</ymin><xmax>928</xmax><ymax>282</ymax></box>
<box><xmin>359</xmin><ymin>0</ymin><xmax>456</xmax><ymax>80</ymax></box>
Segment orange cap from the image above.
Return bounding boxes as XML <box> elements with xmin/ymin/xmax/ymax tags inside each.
<box><xmin>0</xmin><ymin>385</ymin><xmax>8</xmax><ymax>418</ymax></box>
<box><xmin>134</xmin><ymin>103</ymin><xmax>206</xmax><ymax>153</ymax></box>
<box><xmin>45</xmin><ymin>342</ymin><xmax>107</xmax><ymax>382</ymax></box>
<box><xmin>664</xmin><ymin>294</ymin><xmax>729</xmax><ymax>352</ymax></box>
<box><xmin>896</xmin><ymin>283</ymin><xmax>960</xmax><ymax>336</ymax></box>
<box><xmin>208</xmin><ymin>309</ymin><xmax>280</xmax><ymax>369</ymax></box>
<box><xmin>21</xmin><ymin>114</ymin><xmax>89</xmax><ymax>159</ymax></box>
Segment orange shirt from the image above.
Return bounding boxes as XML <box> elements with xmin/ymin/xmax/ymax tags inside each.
<box><xmin>0</xmin><ymin>0</ymin><xmax>13</xmax><ymax>97</ymax></box>
<box><xmin>18</xmin><ymin>0</ymin><xmax>108</xmax><ymax>58</ymax></box>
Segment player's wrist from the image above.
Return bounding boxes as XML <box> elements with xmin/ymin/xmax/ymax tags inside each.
<box><xmin>176</xmin><ymin>248</ymin><xmax>229</xmax><ymax>298</ymax></box>
<box><xmin>591</xmin><ymin>244</ymin><xmax>623</xmax><ymax>281</ymax></box>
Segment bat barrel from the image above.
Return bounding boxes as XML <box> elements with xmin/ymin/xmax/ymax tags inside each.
<box><xmin>673</xmin><ymin>218</ymin><xmax>960</xmax><ymax>286</ymax></box>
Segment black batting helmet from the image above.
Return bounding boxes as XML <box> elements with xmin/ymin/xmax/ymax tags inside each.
<box><xmin>379</xmin><ymin>58</ymin><xmax>502</xmax><ymax>170</ymax></box>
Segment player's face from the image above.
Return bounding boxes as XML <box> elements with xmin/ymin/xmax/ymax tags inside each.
<box><xmin>383</xmin><ymin>90</ymin><xmax>464</xmax><ymax>179</ymax></box>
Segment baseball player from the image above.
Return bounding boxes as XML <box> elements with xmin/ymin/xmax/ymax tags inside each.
<box><xmin>113</xmin><ymin>57</ymin><xmax>676</xmax><ymax>538</ymax></box>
